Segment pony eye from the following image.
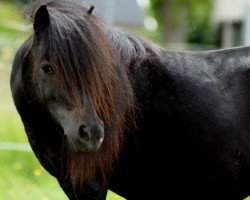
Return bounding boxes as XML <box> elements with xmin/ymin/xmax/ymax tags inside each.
<box><xmin>42</xmin><ymin>65</ymin><xmax>54</xmax><ymax>75</ymax></box>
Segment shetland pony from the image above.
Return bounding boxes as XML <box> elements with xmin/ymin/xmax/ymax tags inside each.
<box><xmin>11</xmin><ymin>0</ymin><xmax>250</xmax><ymax>199</ymax></box>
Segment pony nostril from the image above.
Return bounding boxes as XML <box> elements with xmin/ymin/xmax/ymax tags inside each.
<box><xmin>79</xmin><ymin>125</ymin><xmax>91</xmax><ymax>140</ymax></box>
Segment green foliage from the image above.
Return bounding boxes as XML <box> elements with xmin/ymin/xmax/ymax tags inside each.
<box><xmin>0</xmin><ymin>1</ymin><xmax>30</xmax><ymax>71</ymax></box>
<box><xmin>186</xmin><ymin>0</ymin><xmax>215</xmax><ymax>45</ymax></box>
<box><xmin>1</xmin><ymin>0</ymin><xmax>31</xmax><ymax>5</ymax></box>
<box><xmin>0</xmin><ymin>1</ymin><xmax>23</xmax><ymax>21</ymax></box>
<box><xmin>150</xmin><ymin>0</ymin><xmax>216</xmax><ymax>45</ymax></box>
<box><xmin>150</xmin><ymin>0</ymin><xmax>186</xmax><ymax>28</ymax></box>
<box><xmin>149</xmin><ymin>0</ymin><xmax>162</xmax><ymax>20</ymax></box>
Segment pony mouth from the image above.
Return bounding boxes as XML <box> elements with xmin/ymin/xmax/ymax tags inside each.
<box><xmin>67</xmin><ymin>137</ymin><xmax>103</xmax><ymax>153</ymax></box>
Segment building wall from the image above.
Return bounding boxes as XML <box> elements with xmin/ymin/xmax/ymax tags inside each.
<box><xmin>82</xmin><ymin>0</ymin><xmax>144</xmax><ymax>27</ymax></box>
<box><xmin>213</xmin><ymin>0</ymin><xmax>250</xmax><ymax>47</ymax></box>
<box><xmin>213</xmin><ymin>0</ymin><xmax>250</xmax><ymax>23</ymax></box>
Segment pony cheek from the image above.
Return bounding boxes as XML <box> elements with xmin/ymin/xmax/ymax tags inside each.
<box><xmin>64</xmin><ymin>131</ymin><xmax>83</xmax><ymax>152</ymax></box>
<box><xmin>47</xmin><ymin>104</ymin><xmax>78</xmax><ymax>133</ymax></box>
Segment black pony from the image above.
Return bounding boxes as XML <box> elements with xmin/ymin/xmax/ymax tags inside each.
<box><xmin>11</xmin><ymin>0</ymin><xmax>250</xmax><ymax>199</ymax></box>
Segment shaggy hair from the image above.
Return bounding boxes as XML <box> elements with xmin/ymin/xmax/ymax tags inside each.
<box><xmin>26</xmin><ymin>0</ymin><xmax>160</xmax><ymax>188</ymax></box>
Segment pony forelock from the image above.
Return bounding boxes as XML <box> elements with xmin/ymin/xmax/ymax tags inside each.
<box><xmin>28</xmin><ymin>0</ymin><xmax>137</xmax><ymax>188</ymax></box>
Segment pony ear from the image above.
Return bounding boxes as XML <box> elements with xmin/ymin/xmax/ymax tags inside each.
<box><xmin>87</xmin><ymin>6</ymin><xmax>95</xmax><ymax>15</ymax></box>
<box><xmin>33</xmin><ymin>5</ymin><xmax>50</xmax><ymax>34</ymax></box>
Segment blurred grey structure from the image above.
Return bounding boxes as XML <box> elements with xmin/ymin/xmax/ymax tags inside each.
<box><xmin>83</xmin><ymin>0</ymin><xmax>144</xmax><ymax>27</ymax></box>
<box><xmin>213</xmin><ymin>0</ymin><xmax>250</xmax><ymax>47</ymax></box>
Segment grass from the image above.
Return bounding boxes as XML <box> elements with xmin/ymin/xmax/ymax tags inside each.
<box><xmin>0</xmin><ymin>151</ymin><xmax>68</xmax><ymax>200</ymax></box>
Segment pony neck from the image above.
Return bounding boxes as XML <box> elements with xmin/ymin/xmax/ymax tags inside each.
<box><xmin>105</xmin><ymin>26</ymin><xmax>162</xmax><ymax>68</ymax></box>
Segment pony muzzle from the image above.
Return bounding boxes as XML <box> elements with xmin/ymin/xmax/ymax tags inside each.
<box><xmin>67</xmin><ymin>124</ymin><xmax>104</xmax><ymax>153</ymax></box>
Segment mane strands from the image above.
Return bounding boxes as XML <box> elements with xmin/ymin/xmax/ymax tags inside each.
<box><xmin>28</xmin><ymin>0</ymin><xmax>139</xmax><ymax>188</ymax></box>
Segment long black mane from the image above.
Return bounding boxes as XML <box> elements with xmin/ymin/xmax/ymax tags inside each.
<box><xmin>24</xmin><ymin>0</ymin><xmax>161</xmax><ymax>187</ymax></box>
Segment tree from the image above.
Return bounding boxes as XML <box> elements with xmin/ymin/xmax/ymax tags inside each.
<box><xmin>150</xmin><ymin>0</ymin><xmax>215</xmax><ymax>46</ymax></box>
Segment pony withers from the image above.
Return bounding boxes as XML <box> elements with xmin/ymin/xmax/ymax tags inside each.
<box><xmin>11</xmin><ymin>0</ymin><xmax>250</xmax><ymax>199</ymax></box>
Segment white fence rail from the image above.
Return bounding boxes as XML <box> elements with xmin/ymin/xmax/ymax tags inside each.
<box><xmin>0</xmin><ymin>142</ymin><xmax>31</xmax><ymax>152</ymax></box>
<box><xmin>0</xmin><ymin>20</ymin><xmax>30</xmax><ymax>32</ymax></box>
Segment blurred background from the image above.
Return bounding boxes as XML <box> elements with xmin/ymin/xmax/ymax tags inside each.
<box><xmin>1</xmin><ymin>0</ymin><xmax>250</xmax><ymax>199</ymax></box>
